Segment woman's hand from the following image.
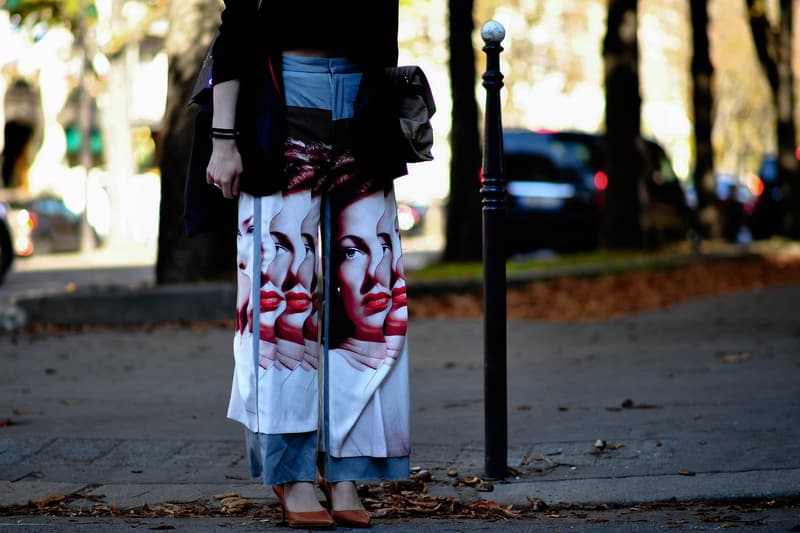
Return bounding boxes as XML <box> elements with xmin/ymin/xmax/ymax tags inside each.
<box><xmin>206</xmin><ymin>137</ymin><xmax>242</xmax><ymax>199</ymax></box>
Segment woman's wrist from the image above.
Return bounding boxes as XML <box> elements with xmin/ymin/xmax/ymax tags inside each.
<box><xmin>211</xmin><ymin>137</ymin><xmax>238</xmax><ymax>150</ymax></box>
<box><xmin>210</xmin><ymin>127</ymin><xmax>239</xmax><ymax>140</ymax></box>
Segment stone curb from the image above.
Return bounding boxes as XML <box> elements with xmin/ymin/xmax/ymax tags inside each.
<box><xmin>4</xmin><ymin>248</ymin><xmax>754</xmax><ymax>328</ymax></box>
<box><xmin>10</xmin><ymin>282</ymin><xmax>235</xmax><ymax>327</ymax></box>
<box><xmin>4</xmin><ymin>469</ymin><xmax>799</xmax><ymax>511</ymax></box>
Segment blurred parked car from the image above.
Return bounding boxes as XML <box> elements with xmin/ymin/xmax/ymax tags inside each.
<box><xmin>396</xmin><ymin>202</ymin><xmax>428</xmax><ymax>238</ymax></box>
<box><xmin>751</xmin><ymin>155</ymin><xmax>783</xmax><ymax>239</ymax></box>
<box><xmin>4</xmin><ymin>192</ymin><xmax>104</xmax><ymax>256</ymax></box>
<box><xmin>713</xmin><ymin>172</ymin><xmax>757</xmax><ymax>243</ymax></box>
<box><xmin>553</xmin><ymin>130</ymin><xmax>698</xmax><ymax>247</ymax></box>
<box><xmin>503</xmin><ymin>128</ymin><xmax>601</xmax><ymax>254</ymax></box>
<box><xmin>0</xmin><ymin>199</ymin><xmax>13</xmax><ymax>283</ymax></box>
<box><xmin>501</xmin><ymin>128</ymin><xmax>697</xmax><ymax>254</ymax></box>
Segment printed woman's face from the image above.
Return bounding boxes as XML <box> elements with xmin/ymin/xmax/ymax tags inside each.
<box><xmin>236</xmin><ymin>195</ymin><xmax>255</xmax><ymax>334</ymax></box>
<box><xmin>258</xmin><ymin>195</ymin><xmax>284</xmax><ymax>345</ymax></box>
<box><xmin>237</xmin><ymin>195</ymin><xmax>255</xmax><ymax>274</ymax></box>
<box><xmin>335</xmin><ymin>190</ymin><xmax>393</xmax><ymax>341</ymax></box>
<box><xmin>378</xmin><ymin>192</ymin><xmax>407</xmax><ymax>336</ymax></box>
<box><xmin>271</xmin><ymin>190</ymin><xmax>317</xmax><ymax>344</ymax></box>
<box><xmin>300</xmin><ymin>195</ymin><xmax>321</xmax><ymax>342</ymax></box>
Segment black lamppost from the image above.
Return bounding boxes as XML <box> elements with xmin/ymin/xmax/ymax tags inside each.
<box><xmin>480</xmin><ymin>20</ymin><xmax>508</xmax><ymax>480</ymax></box>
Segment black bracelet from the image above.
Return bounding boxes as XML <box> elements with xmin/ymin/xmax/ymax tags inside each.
<box><xmin>210</xmin><ymin>127</ymin><xmax>238</xmax><ymax>140</ymax></box>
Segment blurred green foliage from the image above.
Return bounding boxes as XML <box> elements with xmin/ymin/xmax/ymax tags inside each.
<box><xmin>1</xmin><ymin>0</ymin><xmax>97</xmax><ymax>24</ymax></box>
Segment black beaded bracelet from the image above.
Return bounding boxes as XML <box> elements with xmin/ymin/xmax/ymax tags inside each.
<box><xmin>210</xmin><ymin>127</ymin><xmax>238</xmax><ymax>140</ymax></box>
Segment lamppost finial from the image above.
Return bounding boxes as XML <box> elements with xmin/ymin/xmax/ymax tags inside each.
<box><xmin>481</xmin><ymin>20</ymin><xmax>506</xmax><ymax>44</ymax></box>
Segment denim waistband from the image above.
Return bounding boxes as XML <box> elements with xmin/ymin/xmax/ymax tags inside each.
<box><xmin>281</xmin><ymin>53</ymin><xmax>361</xmax><ymax>74</ymax></box>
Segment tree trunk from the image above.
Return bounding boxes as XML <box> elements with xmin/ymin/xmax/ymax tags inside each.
<box><xmin>745</xmin><ymin>0</ymin><xmax>779</xmax><ymax>93</ymax></box>
<box><xmin>746</xmin><ymin>0</ymin><xmax>798</xmax><ymax>237</ymax></box>
<box><xmin>156</xmin><ymin>0</ymin><xmax>236</xmax><ymax>284</ymax></box>
<box><xmin>689</xmin><ymin>0</ymin><xmax>721</xmax><ymax>240</ymax></box>
<box><xmin>602</xmin><ymin>0</ymin><xmax>644</xmax><ymax>249</ymax></box>
<box><xmin>443</xmin><ymin>0</ymin><xmax>483</xmax><ymax>262</ymax></box>
<box><xmin>776</xmin><ymin>0</ymin><xmax>799</xmax><ymax>238</ymax></box>
<box><xmin>103</xmin><ymin>0</ymin><xmax>135</xmax><ymax>248</ymax></box>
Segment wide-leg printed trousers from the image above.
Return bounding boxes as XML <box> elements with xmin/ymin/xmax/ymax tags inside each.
<box><xmin>227</xmin><ymin>54</ymin><xmax>410</xmax><ymax>485</ymax></box>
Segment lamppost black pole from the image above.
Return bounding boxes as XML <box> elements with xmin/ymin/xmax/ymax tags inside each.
<box><xmin>480</xmin><ymin>20</ymin><xmax>508</xmax><ymax>480</ymax></box>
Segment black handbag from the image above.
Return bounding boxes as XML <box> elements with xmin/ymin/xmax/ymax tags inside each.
<box><xmin>384</xmin><ymin>65</ymin><xmax>436</xmax><ymax>163</ymax></box>
<box><xmin>353</xmin><ymin>65</ymin><xmax>436</xmax><ymax>174</ymax></box>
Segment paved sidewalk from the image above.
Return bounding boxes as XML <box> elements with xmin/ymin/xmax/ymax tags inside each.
<box><xmin>1</xmin><ymin>271</ymin><xmax>799</xmax><ymax>517</ymax></box>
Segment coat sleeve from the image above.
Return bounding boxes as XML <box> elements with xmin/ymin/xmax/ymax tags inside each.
<box><xmin>360</xmin><ymin>0</ymin><xmax>399</xmax><ymax>67</ymax></box>
<box><xmin>211</xmin><ymin>0</ymin><xmax>259</xmax><ymax>85</ymax></box>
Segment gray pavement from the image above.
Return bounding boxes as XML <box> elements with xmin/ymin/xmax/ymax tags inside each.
<box><xmin>3</xmin><ymin>507</ymin><xmax>800</xmax><ymax>532</ymax></box>
<box><xmin>0</xmin><ymin>252</ymin><xmax>799</xmax><ymax>529</ymax></box>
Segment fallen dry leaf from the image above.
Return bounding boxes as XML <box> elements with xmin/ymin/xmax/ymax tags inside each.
<box><xmin>718</xmin><ymin>351</ymin><xmax>751</xmax><ymax>364</ymax></box>
<box><xmin>219</xmin><ymin>496</ymin><xmax>250</xmax><ymax>514</ymax></box>
<box><xmin>31</xmin><ymin>494</ymin><xmax>66</xmax><ymax>507</ymax></box>
<box><xmin>667</xmin><ymin>519</ymin><xmax>689</xmax><ymax>528</ymax></box>
<box><xmin>526</xmin><ymin>497</ymin><xmax>548</xmax><ymax>511</ymax></box>
<box><xmin>475</xmin><ymin>482</ymin><xmax>494</xmax><ymax>492</ymax></box>
<box><xmin>411</xmin><ymin>470</ymin><xmax>432</xmax><ymax>482</ymax></box>
<box><xmin>410</xmin><ymin>254</ymin><xmax>800</xmax><ymax>322</ymax></box>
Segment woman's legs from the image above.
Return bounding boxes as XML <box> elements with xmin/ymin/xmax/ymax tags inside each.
<box><xmin>233</xmin><ymin>191</ymin><xmax>324</xmax><ymax>514</ymax></box>
<box><xmin>229</xmin><ymin>54</ymin><xmax>410</xmax><ymax>518</ymax></box>
<box><xmin>321</xmin><ymin>185</ymin><xmax>411</xmax><ymax>481</ymax></box>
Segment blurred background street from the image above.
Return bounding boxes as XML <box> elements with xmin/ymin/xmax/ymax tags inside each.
<box><xmin>1</xmin><ymin>0</ymin><xmax>800</xmax><ymax>286</ymax></box>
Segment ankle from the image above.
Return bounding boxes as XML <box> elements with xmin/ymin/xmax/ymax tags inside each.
<box><xmin>282</xmin><ymin>482</ymin><xmax>325</xmax><ymax>513</ymax></box>
<box><xmin>331</xmin><ymin>481</ymin><xmax>365</xmax><ymax>511</ymax></box>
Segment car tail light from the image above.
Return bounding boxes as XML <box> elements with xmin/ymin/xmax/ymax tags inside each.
<box><xmin>593</xmin><ymin>170</ymin><xmax>608</xmax><ymax>191</ymax></box>
<box><xmin>17</xmin><ymin>209</ymin><xmax>37</xmax><ymax>231</ymax></box>
<box><xmin>13</xmin><ymin>209</ymin><xmax>36</xmax><ymax>256</ymax></box>
<box><xmin>747</xmin><ymin>175</ymin><xmax>764</xmax><ymax>197</ymax></box>
<box><xmin>14</xmin><ymin>235</ymin><xmax>33</xmax><ymax>256</ymax></box>
<box><xmin>397</xmin><ymin>204</ymin><xmax>420</xmax><ymax>232</ymax></box>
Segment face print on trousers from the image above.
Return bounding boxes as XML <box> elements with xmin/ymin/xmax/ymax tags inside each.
<box><xmin>228</xmin><ymin>140</ymin><xmax>409</xmax><ymax>457</ymax></box>
<box><xmin>328</xmin><ymin>187</ymin><xmax>410</xmax><ymax>458</ymax></box>
<box><xmin>228</xmin><ymin>186</ymin><xmax>320</xmax><ymax>435</ymax></box>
